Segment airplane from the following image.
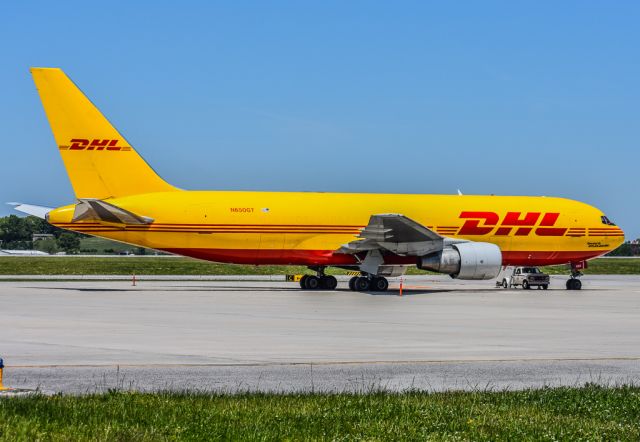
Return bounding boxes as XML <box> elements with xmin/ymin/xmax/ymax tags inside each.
<box><xmin>13</xmin><ymin>67</ymin><xmax>625</xmax><ymax>291</ymax></box>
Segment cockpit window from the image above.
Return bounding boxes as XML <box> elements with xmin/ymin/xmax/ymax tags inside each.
<box><xmin>601</xmin><ymin>215</ymin><xmax>616</xmax><ymax>226</ymax></box>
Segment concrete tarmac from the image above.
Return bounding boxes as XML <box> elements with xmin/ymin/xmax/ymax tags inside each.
<box><xmin>1</xmin><ymin>275</ymin><xmax>639</xmax><ymax>393</ymax></box>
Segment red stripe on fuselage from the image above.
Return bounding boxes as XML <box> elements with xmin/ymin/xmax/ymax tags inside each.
<box><xmin>70</xmin><ymin>229</ymin><xmax>362</xmax><ymax>235</ymax></box>
<box><xmin>162</xmin><ymin>248</ymin><xmax>609</xmax><ymax>266</ymax></box>
<box><xmin>56</xmin><ymin>223</ymin><xmax>365</xmax><ymax>229</ymax></box>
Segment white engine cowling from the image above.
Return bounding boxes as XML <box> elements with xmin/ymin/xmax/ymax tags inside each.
<box><xmin>418</xmin><ymin>242</ymin><xmax>502</xmax><ymax>280</ymax></box>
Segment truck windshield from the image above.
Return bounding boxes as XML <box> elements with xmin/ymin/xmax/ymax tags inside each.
<box><xmin>523</xmin><ymin>267</ymin><xmax>539</xmax><ymax>273</ymax></box>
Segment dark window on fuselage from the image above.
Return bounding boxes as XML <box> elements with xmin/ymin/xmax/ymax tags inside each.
<box><xmin>601</xmin><ymin>215</ymin><xmax>616</xmax><ymax>226</ymax></box>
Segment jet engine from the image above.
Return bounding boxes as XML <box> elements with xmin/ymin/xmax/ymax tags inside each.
<box><xmin>418</xmin><ymin>242</ymin><xmax>502</xmax><ymax>280</ymax></box>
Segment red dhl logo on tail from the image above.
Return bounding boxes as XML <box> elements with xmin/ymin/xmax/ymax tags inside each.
<box><xmin>59</xmin><ymin>139</ymin><xmax>132</xmax><ymax>151</ymax></box>
<box><xmin>459</xmin><ymin>211</ymin><xmax>567</xmax><ymax>236</ymax></box>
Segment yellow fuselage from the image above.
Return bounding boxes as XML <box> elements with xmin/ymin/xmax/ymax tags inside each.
<box><xmin>48</xmin><ymin>191</ymin><xmax>624</xmax><ymax>267</ymax></box>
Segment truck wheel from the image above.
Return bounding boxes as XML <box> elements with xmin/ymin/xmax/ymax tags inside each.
<box><xmin>542</xmin><ymin>284</ymin><xmax>548</xmax><ymax>290</ymax></box>
<box><xmin>522</xmin><ymin>280</ymin><xmax>530</xmax><ymax>290</ymax></box>
<box><xmin>502</xmin><ymin>279</ymin><xmax>508</xmax><ymax>289</ymax></box>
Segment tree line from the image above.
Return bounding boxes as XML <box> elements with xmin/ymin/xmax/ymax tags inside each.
<box><xmin>0</xmin><ymin>215</ymin><xmax>82</xmax><ymax>254</ymax></box>
<box><xmin>607</xmin><ymin>241</ymin><xmax>640</xmax><ymax>256</ymax></box>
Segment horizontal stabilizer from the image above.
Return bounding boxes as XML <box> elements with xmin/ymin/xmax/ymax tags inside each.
<box><xmin>72</xmin><ymin>199</ymin><xmax>153</xmax><ymax>225</ymax></box>
<box><xmin>7</xmin><ymin>202</ymin><xmax>53</xmax><ymax>219</ymax></box>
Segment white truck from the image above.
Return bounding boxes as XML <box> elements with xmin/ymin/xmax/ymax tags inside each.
<box><xmin>497</xmin><ymin>266</ymin><xmax>550</xmax><ymax>290</ymax></box>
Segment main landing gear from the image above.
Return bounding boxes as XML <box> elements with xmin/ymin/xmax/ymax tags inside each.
<box><xmin>348</xmin><ymin>275</ymin><xmax>389</xmax><ymax>292</ymax></box>
<box><xmin>566</xmin><ymin>264</ymin><xmax>583</xmax><ymax>290</ymax></box>
<box><xmin>298</xmin><ymin>266</ymin><xmax>390</xmax><ymax>292</ymax></box>
<box><xmin>299</xmin><ymin>267</ymin><xmax>338</xmax><ymax>290</ymax></box>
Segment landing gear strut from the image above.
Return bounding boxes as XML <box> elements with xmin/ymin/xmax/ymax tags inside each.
<box><xmin>566</xmin><ymin>264</ymin><xmax>583</xmax><ymax>290</ymax></box>
<box><xmin>299</xmin><ymin>267</ymin><xmax>338</xmax><ymax>290</ymax></box>
<box><xmin>348</xmin><ymin>275</ymin><xmax>389</xmax><ymax>292</ymax></box>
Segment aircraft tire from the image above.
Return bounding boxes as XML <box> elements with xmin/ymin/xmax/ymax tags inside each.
<box><xmin>304</xmin><ymin>275</ymin><xmax>320</xmax><ymax>290</ymax></box>
<box><xmin>355</xmin><ymin>277</ymin><xmax>370</xmax><ymax>291</ymax></box>
<box><xmin>320</xmin><ymin>275</ymin><xmax>338</xmax><ymax>290</ymax></box>
<box><xmin>566</xmin><ymin>279</ymin><xmax>582</xmax><ymax>290</ymax></box>
<box><xmin>371</xmin><ymin>277</ymin><xmax>389</xmax><ymax>291</ymax></box>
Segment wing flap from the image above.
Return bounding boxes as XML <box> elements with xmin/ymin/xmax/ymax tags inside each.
<box><xmin>339</xmin><ymin>214</ymin><xmax>443</xmax><ymax>256</ymax></box>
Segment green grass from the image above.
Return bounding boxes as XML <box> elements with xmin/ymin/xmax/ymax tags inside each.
<box><xmin>540</xmin><ymin>258</ymin><xmax>640</xmax><ymax>275</ymax></box>
<box><xmin>0</xmin><ymin>386</ymin><xmax>639</xmax><ymax>441</ymax></box>
<box><xmin>0</xmin><ymin>256</ymin><xmax>638</xmax><ymax>276</ymax></box>
<box><xmin>0</xmin><ymin>256</ymin><xmax>314</xmax><ymax>276</ymax></box>
<box><xmin>79</xmin><ymin>237</ymin><xmax>140</xmax><ymax>254</ymax></box>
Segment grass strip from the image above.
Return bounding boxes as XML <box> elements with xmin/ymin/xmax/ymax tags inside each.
<box><xmin>0</xmin><ymin>386</ymin><xmax>639</xmax><ymax>440</ymax></box>
<box><xmin>0</xmin><ymin>256</ymin><xmax>638</xmax><ymax>276</ymax></box>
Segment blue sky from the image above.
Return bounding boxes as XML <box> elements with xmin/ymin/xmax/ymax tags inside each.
<box><xmin>1</xmin><ymin>1</ymin><xmax>638</xmax><ymax>238</ymax></box>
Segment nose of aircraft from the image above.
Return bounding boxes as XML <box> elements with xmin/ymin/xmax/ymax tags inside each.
<box><xmin>614</xmin><ymin>226</ymin><xmax>626</xmax><ymax>249</ymax></box>
<box><xmin>585</xmin><ymin>203</ymin><xmax>625</xmax><ymax>253</ymax></box>
<box><xmin>599</xmin><ymin>215</ymin><xmax>625</xmax><ymax>251</ymax></box>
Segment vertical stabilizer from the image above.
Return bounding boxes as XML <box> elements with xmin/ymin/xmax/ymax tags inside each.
<box><xmin>31</xmin><ymin>67</ymin><xmax>177</xmax><ymax>199</ymax></box>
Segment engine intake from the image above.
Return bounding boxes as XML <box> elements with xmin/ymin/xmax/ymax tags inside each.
<box><xmin>418</xmin><ymin>242</ymin><xmax>502</xmax><ymax>280</ymax></box>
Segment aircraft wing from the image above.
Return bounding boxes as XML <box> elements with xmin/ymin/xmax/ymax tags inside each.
<box><xmin>339</xmin><ymin>214</ymin><xmax>444</xmax><ymax>256</ymax></box>
<box><xmin>8</xmin><ymin>202</ymin><xmax>53</xmax><ymax>219</ymax></box>
<box><xmin>72</xmin><ymin>199</ymin><xmax>153</xmax><ymax>225</ymax></box>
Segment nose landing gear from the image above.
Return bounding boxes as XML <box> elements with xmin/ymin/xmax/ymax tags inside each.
<box><xmin>566</xmin><ymin>279</ymin><xmax>582</xmax><ymax>290</ymax></box>
<box><xmin>566</xmin><ymin>263</ymin><xmax>583</xmax><ymax>290</ymax></box>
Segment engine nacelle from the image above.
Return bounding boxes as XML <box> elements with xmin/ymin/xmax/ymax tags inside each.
<box><xmin>418</xmin><ymin>242</ymin><xmax>502</xmax><ymax>280</ymax></box>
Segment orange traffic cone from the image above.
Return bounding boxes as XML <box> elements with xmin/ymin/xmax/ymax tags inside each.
<box><xmin>0</xmin><ymin>358</ymin><xmax>7</xmax><ymax>391</ymax></box>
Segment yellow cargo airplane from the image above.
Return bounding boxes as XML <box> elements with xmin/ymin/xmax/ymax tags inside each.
<box><xmin>13</xmin><ymin>68</ymin><xmax>624</xmax><ymax>291</ymax></box>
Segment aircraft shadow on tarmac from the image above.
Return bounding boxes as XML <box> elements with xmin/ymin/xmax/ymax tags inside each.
<box><xmin>33</xmin><ymin>285</ymin><xmax>455</xmax><ymax>296</ymax></box>
<box><xmin>353</xmin><ymin>288</ymin><xmax>454</xmax><ymax>296</ymax></box>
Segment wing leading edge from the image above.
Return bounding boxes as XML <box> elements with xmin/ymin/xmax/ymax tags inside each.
<box><xmin>339</xmin><ymin>214</ymin><xmax>444</xmax><ymax>257</ymax></box>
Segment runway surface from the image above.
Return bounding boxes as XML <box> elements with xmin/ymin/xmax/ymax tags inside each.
<box><xmin>1</xmin><ymin>275</ymin><xmax>639</xmax><ymax>393</ymax></box>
